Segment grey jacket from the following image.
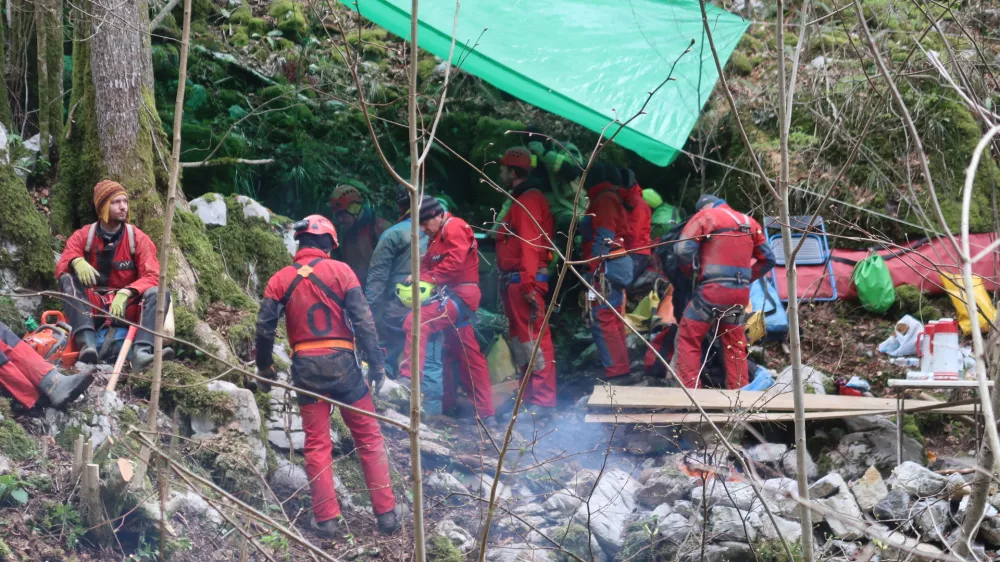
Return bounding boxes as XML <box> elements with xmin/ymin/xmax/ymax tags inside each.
<box><xmin>364</xmin><ymin>216</ymin><xmax>429</xmax><ymax>307</ymax></box>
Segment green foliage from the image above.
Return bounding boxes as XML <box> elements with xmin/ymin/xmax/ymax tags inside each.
<box><xmin>0</xmin><ymin>163</ymin><xmax>55</xmax><ymax>287</ymax></box>
<box><xmin>428</xmin><ymin>535</ymin><xmax>464</xmax><ymax>562</ymax></box>
<box><xmin>0</xmin><ymin>537</ymin><xmax>12</xmax><ymax>561</ymax></box>
<box><xmin>0</xmin><ymin>298</ymin><xmax>22</xmax><ymax>334</ymax></box>
<box><xmin>755</xmin><ymin>540</ymin><xmax>804</xmax><ymax>562</ymax></box>
<box><xmin>129</xmin><ymin>362</ymin><xmax>236</xmax><ymax>422</ymax></box>
<box><xmin>0</xmin><ymin>418</ymin><xmax>37</xmax><ymax>461</ymax></box>
<box><xmin>0</xmin><ymin>474</ymin><xmax>29</xmax><ymax>506</ymax></box>
<box><xmin>230</xmin><ymin>5</ymin><xmax>252</xmax><ymax>24</ymax></box>
<box><xmin>729</xmin><ymin>52</ymin><xmax>754</xmax><ymax>76</ymax></box>
<box><xmin>268</xmin><ymin>0</ymin><xmax>308</xmax><ymax>42</ymax></box>
<box><xmin>614</xmin><ymin>519</ymin><xmax>672</xmax><ymax>562</ymax></box>
<box><xmin>34</xmin><ymin>501</ymin><xmax>86</xmax><ymax>550</ymax></box>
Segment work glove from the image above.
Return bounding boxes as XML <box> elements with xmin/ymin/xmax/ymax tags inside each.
<box><xmin>109</xmin><ymin>289</ymin><xmax>132</xmax><ymax>318</ymax></box>
<box><xmin>72</xmin><ymin>258</ymin><xmax>99</xmax><ymax>287</ymax></box>
<box><xmin>368</xmin><ymin>364</ymin><xmax>386</xmax><ymax>395</ymax></box>
<box><xmin>249</xmin><ymin>366</ymin><xmax>277</xmax><ymax>394</ymax></box>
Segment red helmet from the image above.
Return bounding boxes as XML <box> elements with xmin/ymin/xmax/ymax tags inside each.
<box><xmin>293</xmin><ymin>214</ymin><xmax>339</xmax><ymax>249</ymax></box>
<box><xmin>329</xmin><ymin>184</ymin><xmax>364</xmax><ymax>214</ymax></box>
<box><xmin>500</xmin><ymin>147</ymin><xmax>533</xmax><ymax>170</ymax></box>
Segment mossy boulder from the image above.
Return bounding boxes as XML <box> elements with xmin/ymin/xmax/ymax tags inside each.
<box><xmin>173</xmin><ymin>208</ymin><xmax>255</xmax><ymax>313</ymax></box>
<box><xmin>729</xmin><ymin>51</ymin><xmax>754</xmax><ymax>76</ymax></box>
<box><xmin>213</xmin><ymin>195</ymin><xmax>291</xmax><ymax>297</ymax></box>
<box><xmin>129</xmin><ymin>361</ymin><xmax>237</xmax><ymax>423</ymax></box>
<box><xmin>195</xmin><ymin>430</ymin><xmax>264</xmax><ymax>505</ymax></box>
<box><xmin>231</xmin><ymin>28</ymin><xmax>250</xmax><ymax>47</ymax></box>
<box><xmin>0</xmin><ymin>297</ymin><xmax>22</xmax><ymax>334</ymax></box>
<box><xmin>428</xmin><ymin>535</ymin><xmax>464</xmax><ymax>562</ymax></box>
<box><xmin>230</xmin><ymin>5</ymin><xmax>252</xmax><ymax>24</ymax></box>
<box><xmin>0</xmin><ymin>417</ymin><xmax>38</xmax><ymax>461</ymax></box>
<box><xmin>268</xmin><ymin>0</ymin><xmax>308</xmax><ymax>42</ymax></box>
<box><xmin>0</xmin><ymin>164</ymin><xmax>54</xmax><ymax>288</ymax></box>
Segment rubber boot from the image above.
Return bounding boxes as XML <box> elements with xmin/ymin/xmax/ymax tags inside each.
<box><xmin>132</xmin><ymin>344</ymin><xmax>175</xmax><ymax>371</ymax></box>
<box><xmin>37</xmin><ymin>370</ymin><xmax>94</xmax><ymax>409</ymax></box>
<box><xmin>75</xmin><ymin>330</ymin><xmax>98</xmax><ymax>365</ymax></box>
<box><xmin>310</xmin><ymin>515</ymin><xmax>350</xmax><ymax>539</ymax></box>
<box><xmin>375</xmin><ymin>505</ymin><xmax>402</xmax><ymax>536</ymax></box>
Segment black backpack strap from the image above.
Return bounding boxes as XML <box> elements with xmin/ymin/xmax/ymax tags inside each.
<box><xmin>279</xmin><ymin>258</ymin><xmax>345</xmax><ymax>308</ymax></box>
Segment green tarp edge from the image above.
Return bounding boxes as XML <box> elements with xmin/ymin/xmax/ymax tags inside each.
<box><xmin>341</xmin><ymin>1</ymin><xmax>748</xmax><ymax>167</ymax></box>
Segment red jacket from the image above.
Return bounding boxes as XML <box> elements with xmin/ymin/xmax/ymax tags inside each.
<box><xmin>496</xmin><ymin>179</ymin><xmax>554</xmax><ymax>292</ymax></box>
<box><xmin>619</xmin><ymin>184</ymin><xmax>652</xmax><ymax>256</ymax></box>
<box><xmin>56</xmin><ymin>223</ymin><xmax>160</xmax><ymax>295</ymax></box>
<box><xmin>581</xmin><ymin>182</ymin><xmax>629</xmax><ymax>271</ymax></box>
<box><xmin>420</xmin><ymin>213</ymin><xmax>481</xmax><ymax>311</ymax></box>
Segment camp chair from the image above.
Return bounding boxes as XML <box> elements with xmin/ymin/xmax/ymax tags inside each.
<box><xmin>764</xmin><ymin>216</ymin><xmax>838</xmax><ymax>302</ymax></box>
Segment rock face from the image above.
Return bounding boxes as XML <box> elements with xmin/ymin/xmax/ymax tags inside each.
<box><xmin>567</xmin><ymin>469</ymin><xmax>639</xmax><ymax>555</ymax></box>
<box><xmin>810</xmin><ymin>473</ymin><xmax>865</xmax><ymax>540</ymax></box>
<box><xmin>748</xmin><ymin>443</ymin><xmax>788</xmax><ymax>465</ymax></box>
<box><xmin>891</xmin><ymin>462</ymin><xmax>947</xmax><ymax>497</ymax></box>
<box><xmin>426</xmin><ymin>471</ymin><xmax>470</xmax><ymax>501</ymax></box>
<box><xmin>235</xmin><ymin>194</ymin><xmax>270</xmax><ymax>222</ymax></box>
<box><xmin>709</xmin><ymin>506</ymin><xmax>758</xmax><ymax>542</ymax></box>
<box><xmin>911</xmin><ymin>498</ymin><xmax>953</xmax><ymax>539</ymax></box>
<box><xmin>637</xmin><ymin>461</ymin><xmax>699</xmax><ymax>508</ymax></box>
<box><xmin>189</xmin><ymin>380</ymin><xmax>267</xmax><ymax>470</ymax></box>
<box><xmin>850</xmin><ymin>466</ymin><xmax>889</xmax><ymax>512</ymax></box>
<box><xmin>874</xmin><ymin>487</ymin><xmax>913</xmax><ymax>522</ymax></box>
<box><xmin>827</xmin><ymin>421</ymin><xmax>923</xmax><ymax>480</ymax></box>
<box><xmin>270</xmin><ymin>459</ymin><xmax>309</xmax><ymax>494</ymax></box>
<box><xmin>190</xmin><ymin>194</ymin><xmax>228</xmax><ymax>226</ymax></box>
<box><xmin>781</xmin><ymin>448</ymin><xmax>818</xmax><ymax>480</ymax></box>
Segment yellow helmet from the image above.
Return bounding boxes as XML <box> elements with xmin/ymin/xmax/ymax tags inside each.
<box><xmin>396</xmin><ymin>282</ymin><xmax>436</xmax><ymax>307</ymax></box>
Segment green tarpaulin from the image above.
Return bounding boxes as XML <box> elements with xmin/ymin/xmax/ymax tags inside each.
<box><xmin>341</xmin><ymin>0</ymin><xmax>748</xmax><ymax>166</ymax></box>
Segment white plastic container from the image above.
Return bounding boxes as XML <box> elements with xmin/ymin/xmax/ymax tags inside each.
<box><xmin>917</xmin><ymin>321</ymin><xmax>936</xmax><ymax>375</ymax></box>
<box><xmin>931</xmin><ymin>318</ymin><xmax>961</xmax><ymax>380</ymax></box>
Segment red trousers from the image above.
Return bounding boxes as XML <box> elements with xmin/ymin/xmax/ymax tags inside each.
<box><xmin>676</xmin><ymin>318</ymin><xmax>749</xmax><ymax>390</ymax></box>
<box><xmin>0</xmin><ymin>334</ymin><xmax>52</xmax><ymax>409</ymax></box>
<box><xmin>400</xmin><ymin>298</ymin><xmax>495</xmax><ymax>417</ymax></box>
<box><xmin>299</xmin><ymin>394</ymin><xmax>396</xmax><ymax>521</ymax></box>
<box><xmin>589</xmin><ymin>289</ymin><xmax>631</xmax><ymax>378</ymax></box>
<box><xmin>501</xmin><ymin>282</ymin><xmax>556</xmax><ymax>407</ymax></box>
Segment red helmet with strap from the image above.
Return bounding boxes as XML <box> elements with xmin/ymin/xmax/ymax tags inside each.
<box><xmin>500</xmin><ymin>147</ymin><xmax>533</xmax><ymax>170</ymax></box>
<box><xmin>329</xmin><ymin>184</ymin><xmax>364</xmax><ymax>213</ymax></box>
<box><xmin>293</xmin><ymin>214</ymin><xmax>339</xmax><ymax>249</ymax></box>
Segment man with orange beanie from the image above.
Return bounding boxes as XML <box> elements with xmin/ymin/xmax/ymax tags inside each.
<box><xmin>55</xmin><ymin>180</ymin><xmax>173</xmax><ymax>370</ymax></box>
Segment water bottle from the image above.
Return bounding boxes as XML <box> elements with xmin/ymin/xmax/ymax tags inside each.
<box><xmin>889</xmin><ymin>357</ymin><xmax>919</xmax><ymax>367</ymax></box>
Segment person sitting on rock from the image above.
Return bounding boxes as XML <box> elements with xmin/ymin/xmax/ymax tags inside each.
<box><xmin>0</xmin><ymin>319</ymin><xmax>93</xmax><ymax>410</ymax></box>
<box><xmin>254</xmin><ymin>214</ymin><xmax>401</xmax><ymax>538</ymax></box>
<box><xmin>55</xmin><ymin>180</ymin><xmax>174</xmax><ymax>371</ymax></box>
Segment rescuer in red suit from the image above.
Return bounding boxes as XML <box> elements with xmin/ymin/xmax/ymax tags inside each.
<box><xmin>398</xmin><ymin>196</ymin><xmax>496</xmax><ymax>425</ymax></box>
<box><xmin>618</xmin><ymin>168</ymin><xmax>653</xmax><ymax>290</ymax></box>
<box><xmin>674</xmin><ymin>195</ymin><xmax>775</xmax><ymax>389</ymax></box>
<box><xmin>55</xmin><ymin>180</ymin><xmax>174</xmax><ymax>371</ymax></box>
<box><xmin>580</xmin><ymin>164</ymin><xmax>634</xmax><ymax>380</ymax></box>
<box><xmin>495</xmin><ymin>147</ymin><xmax>557</xmax><ymax>416</ymax></box>
<box><xmin>254</xmin><ymin>215</ymin><xmax>400</xmax><ymax>538</ymax></box>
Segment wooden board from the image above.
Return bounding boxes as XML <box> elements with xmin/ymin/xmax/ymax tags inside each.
<box><xmin>585</xmin><ymin>404</ymin><xmax>978</xmax><ymax>424</ymax></box>
<box><xmin>587</xmin><ymin>386</ymin><xmax>949</xmax><ymax>412</ymax></box>
<box><xmin>887</xmin><ymin>379</ymin><xmax>992</xmax><ymax>389</ymax></box>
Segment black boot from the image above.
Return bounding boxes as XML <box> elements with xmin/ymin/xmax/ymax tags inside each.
<box><xmin>310</xmin><ymin>515</ymin><xmax>350</xmax><ymax>539</ymax></box>
<box><xmin>132</xmin><ymin>344</ymin><xmax>175</xmax><ymax>371</ymax></box>
<box><xmin>375</xmin><ymin>506</ymin><xmax>402</xmax><ymax>536</ymax></box>
<box><xmin>37</xmin><ymin>370</ymin><xmax>94</xmax><ymax>409</ymax></box>
<box><xmin>75</xmin><ymin>330</ymin><xmax>98</xmax><ymax>365</ymax></box>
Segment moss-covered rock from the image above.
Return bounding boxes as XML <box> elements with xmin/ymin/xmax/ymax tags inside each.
<box><xmin>129</xmin><ymin>362</ymin><xmax>236</xmax><ymax>423</ymax></box>
<box><xmin>268</xmin><ymin>0</ymin><xmax>308</xmax><ymax>42</ymax></box>
<box><xmin>195</xmin><ymin>430</ymin><xmax>263</xmax><ymax>504</ymax></box>
<box><xmin>0</xmin><ymin>297</ymin><xmax>22</xmax><ymax>333</ymax></box>
<box><xmin>230</xmin><ymin>5</ymin><xmax>252</xmax><ymax>24</ymax></box>
<box><xmin>0</xmin><ymin>164</ymin><xmax>54</xmax><ymax>288</ymax></box>
<box><xmin>729</xmin><ymin>51</ymin><xmax>754</xmax><ymax>76</ymax></box>
<box><xmin>231</xmin><ymin>28</ymin><xmax>250</xmax><ymax>47</ymax></box>
<box><xmin>428</xmin><ymin>535</ymin><xmax>464</xmax><ymax>562</ymax></box>
<box><xmin>0</xmin><ymin>417</ymin><xmax>38</xmax><ymax>461</ymax></box>
<box><xmin>213</xmin><ymin>195</ymin><xmax>291</xmax><ymax>298</ymax></box>
<box><xmin>173</xmin><ymin>208</ymin><xmax>255</xmax><ymax>313</ymax></box>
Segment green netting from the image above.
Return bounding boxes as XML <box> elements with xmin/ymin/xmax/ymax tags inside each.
<box><xmin>341</xmin><ymin>0</ymin><xmax>748</xmax><ymax>166</ymax></box>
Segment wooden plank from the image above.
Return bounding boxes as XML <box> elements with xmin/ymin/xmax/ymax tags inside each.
<box><xmin>587</xmin><ymin>386</ymin><xmax>948</xmax><ymax>412</ymax></box>
<box><xmin>585</xmin><ymin>404</ymin><xmax>978</xmax><ymax>424</ymax></box>
<box><xmin>887</xmin><ymin>379</ymin><xmax>992</xmax><ymax>389</ymax></box>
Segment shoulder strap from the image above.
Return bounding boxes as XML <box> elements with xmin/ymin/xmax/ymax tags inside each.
<box><xmin>278</xmin><ymin>257</ymin><xmax>346</xmax><ymax>308</ymax></box>
<box><xmin>84</xmin><ymin>223</ymin><xmax>98</xmax><ymax>253</ymax></box>
<box><xmin>125</xmin><ymin>224</ymin><xmax>136</xmax><ymax>257</ymax></box>
<box><xmin>714</xmin><ymin>208</ymin><xmax>751</xmax><ymax>235</ymax></box>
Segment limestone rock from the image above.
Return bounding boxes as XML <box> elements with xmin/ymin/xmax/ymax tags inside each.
<box><xmin>235</xmin><ymin>194</ymin><xmax>270</xmax><ymax>222</ymax></box>
<box><xmin>434</xmin><ymin>519</ymin><xmax>476</xmax><ymax>554</ymax></box>
<box><xmin>190</xmin><ymin>194</ymin><xmax>228</xmax><ymax>227</ymax></box>
<box><xmin>683</xmin><ymin>541</ymin><xmax>753</xmax><ymax>562</ymax></box>
<box><xmin>709</xmin><ymin>506</ymin><xmax>757</xmax><ymax>542</ymax></box>
<box><xmin>781</xmin><ymin>448</ymin><xmax>818</xmax><ymax>480</ymax></box>
<box><xmin>748</xmin><ymin>443</ymin><xmax>788</xmax><ymax>465</ymax></box>
<box><xmin>637</xmin><ymin>466</ymin><xmax>699</xmax><ymax>508</ymax></box>
<box><xmin>891</xmin><ymin>461</ymin><xmax>947</xmax><ymax>497</ymax></box>
<box><xmin>544</xmin><ymin>489</ymin><xmax>582</xmax><ymax>515</ymax></box>
<box><xmin>190</xmin><ymin>381</ymin><xmax>261</xmax><ymax>437</ymax></box>
<box><xmin>827</xmin><ymin>428</ymin><xmax>922</xmax><ymax>480</ymax></box>
<box><xmin>0</xmin><ymin>454</ymin><xmax>10</xmax><ymax>474</ymax></box>
<box><xmin>672</xmin><ymin>499</ymin><xmax>695</xmax><ymax>518</ymax></box>
<box><xmin>692</xmin><ymin>479</ymin><xmax>760</xmax><ymax>512</ymax></box>
<box><xmin>850</xmin><ymin>466</ymin><xmax>889</xmax><ymax>512</ymax></box>
<box><xmin>809</xmin><ymin>473</ymin><xmax>848</xmax><ymax>499</ymax></box>
<box><xmin>486</xmin><ymin>543</ymin><xmax>554</xmax><ymax>562</ymax></box>
<box><xmin>657</xmin><ymin>513</ymin><xmax>692</xmax><ymax>544</ymax></box>
<box><xmin>268</xmin><ymin>429</ymin><xmax>305</xmax><ymax>451</ymax></box>
<box><xmin>979</xmin><ymin>515</ymin><xmax>1000</xmax><ymax>546</ymax></box>
<box><xmin>426</xmin><ymin>471</ymin><xmax>470</xmax><ymax>500</ymax></box>
<box><xmin>811</xmin><ymin>473</ymin><xmax>865</xmax><ymax>540</ymax></box>
<box><xmin>912</xmin><ymin>498</ymin><xmax>953</xmax><ymax>539</ymax></box>
<box><xmin>757</xmin><ymin>512</ymin><xmax>803</xmax><ymax>542</ymax></box>
<box><xmin>140</xmin><ymin>490</ymin><xmax>224</xmax><ymax>526</ymax></box>
<box><xmin>376</xmin><ymin>377</ymin><xmax>410</xmax><ymax>407</ymax></box>
<box><xmin>270</xmin><ymin>460</ymin><xmax>308</xmax><ymax>493</ymax></box>
<box><xmin>567</xmin><ymin>469</ymin><xmax>639</xmax><ymax>554</ymax></box>
<box><xmin>874</xmin><ymin>487</ymin><xmax>913</xmax><ymax>522</ymax></box>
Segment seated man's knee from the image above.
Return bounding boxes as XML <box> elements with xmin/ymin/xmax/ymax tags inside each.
<box><xmin>58</xmin><ymin>273</ymin><xmax>78</xmax><ymax>291</ymax></box>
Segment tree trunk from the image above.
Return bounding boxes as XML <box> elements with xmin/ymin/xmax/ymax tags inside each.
<box><xmin>55</xmin><ymin>0</ymin><xmax>168</xmax><ymax>236</ymax></box>
<box><xmin>7</xmin><ymin>0</ymin><xmax>33</xmax><ymax>132</ymax></box>
<box><xmin>34</xmin><ymin>0</ymin><xmax>63</xmax><ymax>159</ymax></box>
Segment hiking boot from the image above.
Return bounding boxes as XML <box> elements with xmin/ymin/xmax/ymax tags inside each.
<box><xmin>481</xmin><ymin>415</ymin><xmax>498</xmax><ymax>428</ymax></box>
<box><xmin>75</xmin><ymin>330</ymin><xmax>98</xmax><ymax>365</ymax></box>
<box><xmin>375</xmin><ymin>505</ymin><xmax>403</xmax><ymax>536</ymax></box>
<box><xmin>310</xmin><ymin>515</ymin><xmax>349</xmax><ymax>539</ymax></box>
<box><xmin>132</xmin><ymin>345</ymin><xmax>175</xmax><ymax>371</ymax></box>
<box><xmin>599</xmin><ymin>372</ymin><xmax>644</xmax><ymax>386</ymax></box>
<box><xmin>37</xmin><ymin>371</ymin><xmax>94</xmax><ymax>409</ymax></box>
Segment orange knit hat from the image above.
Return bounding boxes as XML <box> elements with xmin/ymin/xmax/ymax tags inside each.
<box><xmin>93</xmin><ymin>180</ymin><xmax>128</xmax><ymax>223</ymax></box>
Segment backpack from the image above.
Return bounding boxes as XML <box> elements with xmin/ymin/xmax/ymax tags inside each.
<box><xmin>852</xmin><ymin>254</ymin><xmax>896</xmax><ymax>314</ymax></box>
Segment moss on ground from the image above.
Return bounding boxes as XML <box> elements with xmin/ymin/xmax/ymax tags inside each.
<box><xmin>230</xmin><ymin>5</ymin><xmax>252</xmax><ymax>24</ymax></box>
<box><xmin>195</xmin><ymin>430</ymin><xmax>263</xmax><ymax>505</ymax></box>
<box><xmin>893</xmin><ymin>285</ymin><xmax>944</xmax><ymax>322</ymax></box>
<box><xmin>268</xmin><ymin>0</ymin><xmax>308</xmax><ymax>42</ymax></box>
<box><xmin>129</xmin><ymin>362</ymin><xmax>236</xmax><ymax>423</ymax></box>
<box><xmin>428</xmin><ymin>535</ymin><xmax>464</xmax><ymax>562</ymax></box>
<box><xmin>0</xmin><ymin>417</ymin><xmax>38</xmax><ymax>461</ymax></box>
<box><xmin>729</xmin><ymin>51</ymin><xmax>754</xmax><ymax>76</ymax></box>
